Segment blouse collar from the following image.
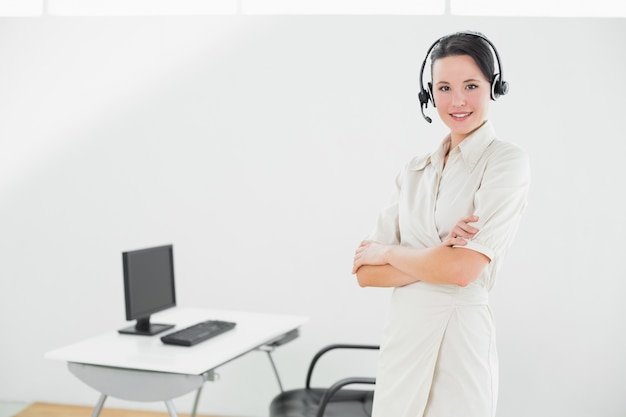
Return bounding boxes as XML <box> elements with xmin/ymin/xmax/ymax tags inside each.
<box><xmin>410</xmin><ymin>120</ymin><xmax>497</xmax><ymax>172</ymax></box>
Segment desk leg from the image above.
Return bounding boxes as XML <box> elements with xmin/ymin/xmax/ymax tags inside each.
<box><xmin>191</xmin><ymin>384</ymin><xmax>203</xmax><ymax>417</ymax></box>
<box><xmin>165</xmin><ymin>400</ymin><xmax>179</xmax><ymax>417</ymax></box>
<box><xmin>91</xmin><ymin>393</ymin><xmax>107</xmax><ymax>417</ymax></box>
<box><xmin>89</xmin><ymin>392</ymin><xmax>178</xmax><ymax>417</ymax></box>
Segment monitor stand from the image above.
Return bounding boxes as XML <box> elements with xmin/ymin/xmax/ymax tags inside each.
<box><xmin>118</xmin><ymin>316</ymin><xmax>174</xmax><ymax>336</ymax></box>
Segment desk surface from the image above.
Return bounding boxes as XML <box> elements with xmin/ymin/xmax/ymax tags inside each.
<box><xmin>45</xmin><ymin>307</ymin><xmax>308</xmax><ymax>375</ymax></box>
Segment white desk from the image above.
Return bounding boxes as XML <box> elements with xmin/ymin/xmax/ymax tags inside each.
<box><xmin>45</xmin><ymin>307</ymin><xmax>308</xmax><ymax>417</ymax></box>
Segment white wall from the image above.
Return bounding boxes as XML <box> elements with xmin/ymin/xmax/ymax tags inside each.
<box><xmin>1</xmin><ymin>15</ymin><xmax>625</xmax><ymax>417</ymax></box>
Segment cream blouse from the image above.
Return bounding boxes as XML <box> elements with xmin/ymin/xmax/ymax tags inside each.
<box><xmin>369</xmin><ymin>120</ymin><xmax>530</xmax><ymax>290</ymax></box>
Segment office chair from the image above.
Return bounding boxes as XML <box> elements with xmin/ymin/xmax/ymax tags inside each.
<box><xmin>269</xmin><ymin>344</ymin><xmax>379</xmax><ymax>417</ymax></box>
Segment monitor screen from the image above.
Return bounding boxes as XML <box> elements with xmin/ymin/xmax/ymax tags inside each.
<box><xmin>118</xmin><ymin>244</ymin><xmax>176</xmax><ymax>336</ymax></box>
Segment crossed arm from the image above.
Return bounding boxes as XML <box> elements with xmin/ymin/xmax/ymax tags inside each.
<box><xmin>352</xmin><ymin>215</ymin><xmax>490</xmax><ymax>288</ymax></box>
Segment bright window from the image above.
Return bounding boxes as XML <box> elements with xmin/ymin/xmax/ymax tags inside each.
<box><xmin>451</xmin><ymin>0</ymin><xmax>626</xmax><ymax>17</ymax></box>
<box><xmin>2</xmin><ymin>0</ymin><xmax>625</xmax><ymax>17</ymax></box>
<box><xmin>0</xmin><ymin>0</ymin><xmax>43</xmax><ymax>16</ymax></box>
<box><xmin>240</xmin><ymin>0</ymin><xmax>444</xmax><ymax>15</ymax></box>
<box><xmin>47</xmin><ymin>0</ymin><xmax>237</xmax><ymax>16</ymax></box>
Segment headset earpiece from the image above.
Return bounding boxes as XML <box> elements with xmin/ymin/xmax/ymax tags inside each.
<box><xmin>418</xmin><ymin>84</ymin><xmax>433</xmax><ymax>123</ymax></box>
<box><xmin>427</xmin><ymin>82</ymin><xmax>436</xmax><ymax>107</ymax></box>
<box><xmin>491</xmin><ymin>74</ymin><xmax>500</xmax><ymax>100</ymax></box>
<box><xmin>491</xmin><ymin>73</ymin><xmax>509</xmax><ymax>100</ymax></box>
<box><xmin>418</xmin><ymin>88</ymin><xmax>430</xmax><ymax>107</ymax></box>
<box><xmin>417</xmin><ymin>82</ymin><xmax>435</xmax><ymax>107</ymax></box>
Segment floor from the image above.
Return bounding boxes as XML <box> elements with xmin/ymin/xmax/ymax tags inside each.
<box><xmin>0</xmin><ymin>402</ymin><xmax>30</xmax><ymax>417</ymax></box>
<box><xmin>0</xmin><ymin>402</ymin><xmax>220</xmax><ymax>417</ymax></box>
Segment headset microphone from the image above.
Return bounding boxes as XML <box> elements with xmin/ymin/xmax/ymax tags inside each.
<box><xmin>421</xmin><ymin>107</ymin><xmax>432</xmax><ymax>124</ymax></box>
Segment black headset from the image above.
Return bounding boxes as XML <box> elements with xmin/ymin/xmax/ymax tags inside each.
<box><xmin>418</xmin><ymin>31</ymin><xmax>509</xmax><ymax>123</ymax></box>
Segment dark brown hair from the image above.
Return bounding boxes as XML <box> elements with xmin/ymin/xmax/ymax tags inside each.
<box><xmin>430</xmin><ymin>31</ymin><xmax>496</xmax><ymax>83</ymax></box>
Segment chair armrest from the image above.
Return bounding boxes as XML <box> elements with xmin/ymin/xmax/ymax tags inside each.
<box><xmin>316</xmin><ymin>377</ymin><xmax>376</xmax><ymax>417</ymax></box>
<box><xmin>305</xmin><ymin>344</ymin><xmax>379</xmax><ymax>389</ymax></box>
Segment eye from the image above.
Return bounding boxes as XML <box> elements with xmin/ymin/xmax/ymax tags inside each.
<box><xmin>465</xmin><ymin>84</ymin><xmax>479</xmax><ymax>90</ymax></box>
<box><xmin>438</xmin><ymin>85</ymin><xmax>451</xmax><ymax>92</ymax></box>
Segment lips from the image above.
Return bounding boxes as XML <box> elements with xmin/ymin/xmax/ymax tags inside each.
<box><xmin>450</xmin><ymin>112</ymin><xmax>472</xmax><ymax>120</ymax></box>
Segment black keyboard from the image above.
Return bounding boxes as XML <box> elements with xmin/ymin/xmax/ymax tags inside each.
<box><xmin>161</xmin><ymin>320</ymin><xmax>237</xmax><ymax>347</ymax></box>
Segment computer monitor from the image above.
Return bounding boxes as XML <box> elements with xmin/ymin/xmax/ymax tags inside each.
<box><xmin>118</xmin><ymin>244</ymin><xmax>177</xmax><ymax>336</ymax></box>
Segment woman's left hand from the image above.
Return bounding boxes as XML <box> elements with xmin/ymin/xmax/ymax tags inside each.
<box><xmin>442</xmin><ymin>215</ymin><xmax>480</xmax><ymax>247</ymax></box>
<box><xmin>352</xmin><ymin>240</ymin><xmax>390</xmax><ymax>274</ymax></box>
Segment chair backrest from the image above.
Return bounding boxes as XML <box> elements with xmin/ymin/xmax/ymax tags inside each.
<box><xmin>270</xmin><ymin>343</ymin><xmax>380</xmax><ymax>417</ymax></box>
<box><xmin>305</xmin><ymin>344</ymin><xmax>380</xmax><ymax>389</ymax></box>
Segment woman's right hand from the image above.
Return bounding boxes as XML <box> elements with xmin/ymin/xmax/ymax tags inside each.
<box><xmin>442</xmin><ymin>215</ymin><xmax>480</xmax><ymax>247</ymax></box>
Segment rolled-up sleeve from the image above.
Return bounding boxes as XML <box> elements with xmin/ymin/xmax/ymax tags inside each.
<box><xmin>367</xmin><ymin>168</ymin><xmax>405</xmax><ymax>245</ymax></box>
<box><xmin>462</xmin><ymin>143</ymin><xmax>531</xmax><ymax>270</ymax></box>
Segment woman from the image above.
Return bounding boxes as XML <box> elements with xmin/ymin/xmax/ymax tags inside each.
<box><xmin>352</xmin><ymin>32</ymin><xmax>530</xmax><ymax>417</ymax></box>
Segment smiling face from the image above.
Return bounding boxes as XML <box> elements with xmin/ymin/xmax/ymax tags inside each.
<box><xmin>432</xmin><ymin>54</ymin><xmax>492</xmax><ymax>147</ymax></box>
